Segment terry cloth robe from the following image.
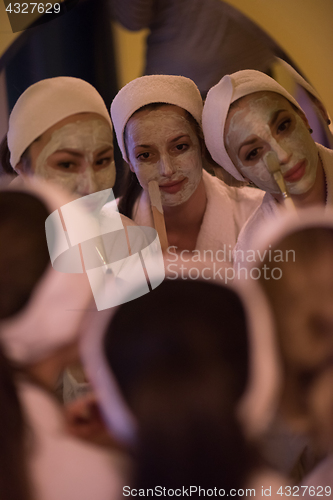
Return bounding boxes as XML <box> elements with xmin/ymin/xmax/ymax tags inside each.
<box><xmin>130</xmin><ymin>169</ymin><xmax>263</xmax><ymax>263</ymax></box>
<box><xmin>233</xmin><ymin>143</ymin><xmax>333</xmax><ymax>267</ymax></box>
<box><xmin>19</xmin><ymin>380</ymin><xmax>128</xmax><ymax>500</ymax></box>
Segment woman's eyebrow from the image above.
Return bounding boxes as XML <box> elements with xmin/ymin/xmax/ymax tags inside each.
<box><xmin>170</xmin><ymin>134</ymin><xmax>189</xmax><ymax>143</ymax></box>
<box><xmin>270</xmin><ymin>109</ymin><xmax>288</xmax><ymax>127</ymax></box>
<box><xmin>238</xmin><ymin>137</ymin><xmax>257</xmax><ymax>155</ymax></box>
<box><xmin>53</xmin><ymin>149</ymin><xmax>84</xmax><ymax>157</ymax></box>
<box><xmin>95</xmin><ymin>147</ymin><xmax>114</xmax><ymax>156</ymax></box>
<box><xmin>135</xmin><ymin>144</ymin><xmax>152</xmax><ymax>149</ymax></box>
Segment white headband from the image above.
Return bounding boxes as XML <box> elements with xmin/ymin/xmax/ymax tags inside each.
<box><xmin>80</xmin><ymin>274</ymin><xmax>154</xmax><ymax>446</ymax></box>
<box><xmin>81</xmin><ymin>271</ymin><xmax>281</xmax><ymax>445</ymax></box>
<box><xmin>8</xmin><ymin>77</ymin><xmax>112</xmax><ymax>170</ymax></box>
<box><xmin>110</xmin><ymin>75</ymin><xmax>203</xmax><ymax>163</ymax></box>
<box><xmin>234</xmin><ymin>279</ymin><xmax>281</xmax><ymax>439</ymax></box>
<box><xmin>202</xmin><ymin>69</ymin><xmax>304</xmax><ymax>182</ymax></box>
<box><xmin>0</xmin><ymin>176</ymin><xmax>94</xmax><ymax>365</ymax></box>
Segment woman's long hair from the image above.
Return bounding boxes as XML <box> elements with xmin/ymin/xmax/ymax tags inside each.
<box><xmin>104</xmin><ymin>280</ymin><xmax>258</xmax><ymax>497</ymax></box>
<box><xmin>0</xmin><ymin>191</ymin><xmax>50</xmax><ymax>319</ymax></box>
<box><xmin>0</xmin><ymin>189</ymin><xmax>51</xmax><ymax>500</ymax></box>
<box><xmin>117</xmin><ymin>166</ymin><xmax>142</xmax><ymax>219</ymax></box>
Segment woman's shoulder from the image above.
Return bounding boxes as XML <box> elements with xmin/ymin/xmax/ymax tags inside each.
<box><xmin>202</xmin><ymin>169</ymin><xmax>264</xmax><ymax>204</ymax></box>
<box><xmin>226</xmin><ymin>183</ymin><xmax>265</xmax><ymax>205</ymax></box>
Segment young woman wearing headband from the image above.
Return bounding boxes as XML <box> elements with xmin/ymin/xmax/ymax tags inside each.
<box><xmin>1</xmin><ymin>77</ymin><xmax>116</xmax><ymax>200</ymax></box>
<box><xmin>202</xmin><ymin>70</ymin><xmax>333</xmax><ymax>256</ymax></box>
<box><xmin>1</xmin><ymin>76</ymin><xmax>153</xmax><ymax>313</ymax></box>
<box><xmin>107</xmin><ymin>74</ymin><xmax>263</xmax><ymax>262</ymax></box>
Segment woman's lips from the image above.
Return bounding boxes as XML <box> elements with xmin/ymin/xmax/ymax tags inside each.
<box><xmin>159</xmin><ymin>178</ymin><xmax>186</xmax><ymax>194</ymax></box>
<box><xmin>283</xmin><ymin>160</ymin><xmax>306</xmax><ymax>183</ymax></box>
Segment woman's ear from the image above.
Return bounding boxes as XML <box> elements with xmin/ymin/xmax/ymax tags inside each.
<box><xmin>128</xmin><ymin>162</ymin><xmax>135</xmax><ymax>173</ymax></box>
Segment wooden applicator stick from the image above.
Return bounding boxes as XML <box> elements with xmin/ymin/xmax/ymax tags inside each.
<box><xmin>264</xmin><ymin>151</ymin><xmax>296</xmax><ymax>212</ymax></box>
<box><xmin>148</xmin><ymin>180</ymin><xmax>169</xmax><ymax>252</ymax></box>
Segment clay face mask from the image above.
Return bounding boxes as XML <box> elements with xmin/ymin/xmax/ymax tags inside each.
<box><xmin>225</xmin><ymin>93</ymin><xmax>318</xmax><ymax>195</ymax></box>
<box><xmin>126</xmin><ymin>106</ymin><xmax>203</xmax><ymax>207</ymax></box>
<box><xmin>34</xmin><ymin>119</ymin><xmax>115</xmax><ymax>197</ymax></box>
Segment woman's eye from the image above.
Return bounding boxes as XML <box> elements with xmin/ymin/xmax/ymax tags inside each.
<box><xmin>175</xmin><ymin>143</ymin><xmax>189</xmax><ymax>152</ymax></box>
<box><xmin>277</xmin><ymin>118</ymin><xmax>292</xmax><ymax>133</ymax></box>
<box><xmin>137</xmin><ymin>152</ymin><xmax>150</xmax><ymax>160</ymax></box>
<box><xmin>96</xmin><ymin>157</ymin><xmax>112</xmax><ymax>166</ymax></box>
<box><xmin>245</xmin><ymin>148</ymin><xmax>260</xmax><ymax>161</ymax></box>
<box><xmin>57</xmin><ymin>161</ymin><xmax>74</xmax><ymax>169</ymax></box>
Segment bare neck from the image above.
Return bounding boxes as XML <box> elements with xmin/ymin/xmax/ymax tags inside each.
<box><xmin>273</xmin><ymin>155</ymin><xmax>326</xmax><ymax>208</ymax></box>
<box><xmin>163</xmin><ymin>178</ymin><xmax>207</xmax><ymax>251</ymax></box>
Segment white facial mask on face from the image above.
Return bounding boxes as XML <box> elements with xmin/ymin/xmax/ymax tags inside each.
<box><xmin>225</xmin><ymin>94</ymin><xmax>318</xmax><ymax>195</ymax></box>
<box><xmin>126</xmin><ymin>108</ymin><xmax>203</xmax><ymax>207</ymax></box>
<box><xmin>35</xmin><ymin>120</ymin><xmax>115</xmax><ymax>197</ymax></box>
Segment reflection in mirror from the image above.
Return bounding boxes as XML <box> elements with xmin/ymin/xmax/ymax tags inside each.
<box><xmin>109</xmin><ymin>0</ymin><xmax>290</xmax><ymax>97</ymax></box>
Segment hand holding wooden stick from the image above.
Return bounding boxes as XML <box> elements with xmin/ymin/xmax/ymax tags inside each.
<box><xmin>148</xmin><ymin>180</ymin><xmax>169</xmax><ymax>252</ymax></box>
<box><xmin>264</xmin><ymin>151</ymin><xmax>296</xmax><ymax>212</ymax></box>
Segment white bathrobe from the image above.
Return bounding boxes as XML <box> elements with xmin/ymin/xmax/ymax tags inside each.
<box><xmin>234</xmin><ymin>143</ymin><xmax>333</xmax><ymax>263</ymax></box>
<box><xmin>129</xmin><ymin>169</ymin><xmax>264</xmax><ymax>259</ymax></box>
<box><xmin>19</xmin><ymin>380</ymin><xmax>127</xmax><ymax>500</ymax></box>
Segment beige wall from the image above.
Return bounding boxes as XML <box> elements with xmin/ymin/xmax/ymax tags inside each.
<box><xmin>112</xmin><ymin>21</ymin><xmax>148</xmax><ymax>89</ymax></box>
<box><xmin>0</xmin><ymin>0</ymin><xmax>19</xmax><ymax>56</ymax></box>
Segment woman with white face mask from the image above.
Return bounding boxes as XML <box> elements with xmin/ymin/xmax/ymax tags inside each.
<box><xmin>202</xmin><ymin>70</ymin><xmax>333</xmax><ymax>258</ymax></box>
<box><xmin>3</xmin><ymin>77</ymin><xmax>116</xmax><ymax>200</ymax></box>
<box><xmin>2</xmin><ymin>77</ymin><xmax>157</xmax><ymax>396</ymax></box>
<box><xmin>107</xmin><ymin>74</ymin><xmax>264</xmax><ymax>263</ymax></box>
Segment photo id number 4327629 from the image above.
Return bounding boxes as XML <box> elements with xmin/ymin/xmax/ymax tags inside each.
<box><xmin>5</xmin><ymin>3</ymin><xmax>61</xmax><ymax>14</ymax></box>
<box><xmin>277</xmin><ymin>486</ymin><xmax>331</xmax><ymax>496</ymax></box>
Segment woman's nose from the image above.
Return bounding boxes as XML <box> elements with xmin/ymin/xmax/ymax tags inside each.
<box><xmin>158</xmin><ymin>154</ymin><xmax>175</xmax><ymax>176</ymax></box>
<box><xmin>76</xmin><ymin>167</ymin><xmax>99</xmax><ymax>196</ymax></box>
<box><xmin>270</xmin><ymin>141</ymin><xmax>292</xmax><ymax>165</ymax></box>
